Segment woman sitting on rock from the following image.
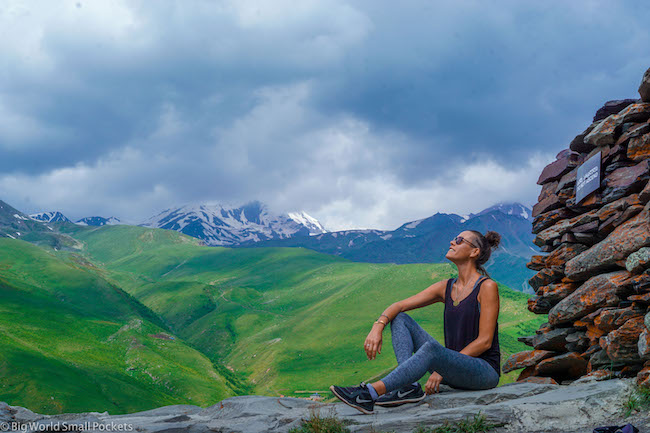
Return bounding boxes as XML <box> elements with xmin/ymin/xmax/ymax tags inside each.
<box><xmin>330</xmin><ymin>230</ymin><xmax>502</xmax><ymax>414</ymax></box>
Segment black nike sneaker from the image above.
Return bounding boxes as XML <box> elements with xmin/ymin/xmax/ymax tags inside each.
<box><xmin>329</xmin><ymin>382</ymin><xmax>375</xmax><ymax>414</ymax></box>
<box><xmin>374</xmin><ymin>382</ymin><xmax>426</xmax><ymax>407</ymax></box>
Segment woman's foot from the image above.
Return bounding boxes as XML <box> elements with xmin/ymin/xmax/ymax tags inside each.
<box><xmin>329</xmin><ymin>382</ymin><xmax>375</xmax><ymax>414</ymax></box>
<box><xmin>374</xmin><ymin>382</ymin><xmax>426</xmax><ymax>407</ymax></box>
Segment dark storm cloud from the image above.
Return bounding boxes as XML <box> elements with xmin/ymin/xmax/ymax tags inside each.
<box><xmin>311</xmin><ymin>1</ymin><xmax>650</xmax><ymax>181</ymax></box>
<box><xmin>0</xmin><ymin>0</ymin><xmax>365</xmax><ymax>173</ymax></box>
<box><xmin>1</xmin><ymin>0</ymin><xmax>649</xmax><ymax>229</ymax></box>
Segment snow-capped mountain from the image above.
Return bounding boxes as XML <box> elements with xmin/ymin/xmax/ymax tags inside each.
<box><xmin>28</xmin><ymin>211</ymin><xmax>123</xmax><ymax>226</ymax></box>
<box><xmin>471</xmin><ymin>202</ymin><xmax>533</xmax><ymax>222</ymax></box>
<box><xmin>29</xmin><ymin>211</ymin><xmax>71</xmax><ymax>223</ymax></box>
<box><xmin>76</xmin><ymin>216</ymin><xmax>121</xmax><ymax>226</ymax></box>
<box><xmin>140</xmin><ymin>200</ymin><xmax>326</xmax><ymax>246</ymax></box>
<box><xmin>286</xmin><ymin>211</ymin><xmax>326</xmax><ymax>235</ymax></box>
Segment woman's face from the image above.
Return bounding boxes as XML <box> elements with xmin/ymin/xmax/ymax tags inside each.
<box><xmin>445</xmin><ymin>231</ymin><xmax>479</xmax><ymax>261</ymax></box>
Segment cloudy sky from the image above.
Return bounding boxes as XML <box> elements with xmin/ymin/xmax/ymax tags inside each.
<box><xmin>1</xmin><ymin>1</ymin><xmax>649</xmax><ymax>231</ymax></box>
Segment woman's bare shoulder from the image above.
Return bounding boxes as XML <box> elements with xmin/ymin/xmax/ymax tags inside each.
<box><xmin>478</xmin><ymin>278</ymin><xmax>498</xmax><ymax>302</ymax></box>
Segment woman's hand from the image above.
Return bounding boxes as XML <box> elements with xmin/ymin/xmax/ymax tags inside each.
<box><xmin>364</xmin><ymin>325</ymin><xmax>383</xmax><ymax>360</ymax></box>
<box><xmin>425</xmin><ymin>371</ymin><xmax>443</xmax><ymax>394</ymax></box>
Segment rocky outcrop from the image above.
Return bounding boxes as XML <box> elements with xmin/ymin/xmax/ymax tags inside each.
<box><xmin>513</xmin><ymin>67</ymin><xmax>650</xmax><ymax>386</ymax></box>
<box><xmin>0</xmin><ymin>378</ymin><xmax>642</xmax><ymax>433</ymax></box>
<box><xmin>640</xmin><ymin>68</ymin><xmax>650</xmax><ymax>103</ymax></box>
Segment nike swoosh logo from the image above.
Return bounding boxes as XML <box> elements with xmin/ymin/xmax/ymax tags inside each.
<box><xmin>356</xmin><ymin>396</ymin><xmax>372</xmax><ymax>403</ymax></box>
<box><xmin>397</xmin><ymin>389</ymin><xmax>414</xmax><ymax>398</ymax></box>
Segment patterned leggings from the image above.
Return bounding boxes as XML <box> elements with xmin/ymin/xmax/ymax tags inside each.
<box><xmin>380</xmin><ymin>312</ymin><xmax>499</xmax><ymax>392</ymax></box>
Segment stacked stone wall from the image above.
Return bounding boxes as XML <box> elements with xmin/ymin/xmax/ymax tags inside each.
<box><xmin>503</xmin><ymin>67</ymin><xmax>650</xmax><ymax>386</ymax></box>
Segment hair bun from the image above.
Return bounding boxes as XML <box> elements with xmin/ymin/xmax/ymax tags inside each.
<box><xmin>485</xmin><ymin>231</ymin><xmax>501</xmax><ymax>250</ymax></box>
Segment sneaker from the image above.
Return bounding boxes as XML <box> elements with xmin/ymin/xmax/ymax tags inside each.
<box><xmin>329</xmin><ymin>382</ymin><xmax>375</xmax><ymax>414</ymax></box>
<box><xmin>374</xmin><ymin>382</ymin><xmax>426</xmax><ymax>407</ymax></box>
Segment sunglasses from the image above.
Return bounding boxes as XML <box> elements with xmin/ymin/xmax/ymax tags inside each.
<box><xmin>453</xmin><ymin>235</ymin><xmax>478</xmax><ymax>249</ymax></box>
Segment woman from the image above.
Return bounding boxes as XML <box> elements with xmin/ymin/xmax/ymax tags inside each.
<box><xmin>330</xmin><ymin>230</ymin><xmax>502</xmax><ymax>415</ymax></box>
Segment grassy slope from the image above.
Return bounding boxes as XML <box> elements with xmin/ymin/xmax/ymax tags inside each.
<box><xmin>0</xmin><ymin>238</ymin><xmax>234</xmax><ymax>415</ymax></box>
<box><xmin>65</xmin><ymin>225</ymin><xmax>546</xmax><ymax>397</ymax></box>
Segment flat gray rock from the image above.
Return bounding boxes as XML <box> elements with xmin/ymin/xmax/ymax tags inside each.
<box><xmin>0</xmin><ymin>378</ymin><xmax>645</xmax><ymax>433</ymax></box>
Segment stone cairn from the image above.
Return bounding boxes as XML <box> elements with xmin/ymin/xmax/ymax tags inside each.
<box><xmin>502</xmin><ymin>67</ymin><xmax>650</xmax><ymax>386</ymax></box>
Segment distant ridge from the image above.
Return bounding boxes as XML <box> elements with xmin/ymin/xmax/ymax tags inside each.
<box><xmin>30</xmin><ymin>211</ymin><xmax>71</xmax><ymax>223</ymax></box>
<box><xmin>76</xmin><ymin>216</ymin><xmax>121</xmax><ymax>226</ymax></box>
<box><xmin>472</xmin><ymin>202</ymin><xmax>533</xmax><ymax>222</ymax></box>
<box><xmin>27</xmin><ymin>211</ymin><xmax>121</xmax><ymax>226</ymax></box>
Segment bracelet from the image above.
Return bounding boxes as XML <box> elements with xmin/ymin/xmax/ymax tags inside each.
<box><xmin>375</xmin><ymin>319</ymin><xmax>387</xmax><ymax>326</ymax></box>
<box><xmin>379</xmin><ymin>314</ymin><xmax>389</xmax><ymax>320</ymax></box>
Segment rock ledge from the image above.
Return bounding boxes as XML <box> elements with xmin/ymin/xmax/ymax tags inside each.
<box><xmin>0</xmin><ymin>378</ymin><xmax>646</xmax><ymax>433</ymax></box>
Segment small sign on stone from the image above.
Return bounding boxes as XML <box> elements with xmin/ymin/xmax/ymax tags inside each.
<box><xmin>575</xmin><ymin>151</ymin><xmax>601</xmax><ymax>203</ymax></box>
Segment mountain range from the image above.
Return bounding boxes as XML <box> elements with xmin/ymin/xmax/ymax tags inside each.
<box><xmin>30</xmin><ymin>211</ymin><xmax>121</xmax><ymax>226</ymax></box>
<box><xmin>234</xmin><ymin>202</ymin><xmax>538</xmax><ymax>293</ymax></box>
<box><xmin>9</xmin><ymin>199</ymin><xmax>539</xmax><ymax>293</ymax></box>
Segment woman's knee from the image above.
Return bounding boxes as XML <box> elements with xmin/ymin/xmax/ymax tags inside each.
<box><xmin>414</xmin><ymin>341</ymin><xmax>445</xmax><ymax>370</ymax></box>
<box><xmin>390</xmin><ymin>312</ymin><xmax>412</xmax><ymax>328</ymax></box>
<box><xmin>421</xmin><ymin>339</ymin><xmax>445</xmax><ymax>355</ymax></box>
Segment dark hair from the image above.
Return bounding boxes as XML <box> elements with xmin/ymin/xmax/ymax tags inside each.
<box><xmin>468</xmin><ymin>230</ymin><xmax>501</xmax><ymax>278</ymax></box>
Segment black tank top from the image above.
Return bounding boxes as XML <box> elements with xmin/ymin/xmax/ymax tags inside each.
<box><xmin>443</xmin><ymin>276</ymin><xmax>501</xmax><ymax>376</ymax></box>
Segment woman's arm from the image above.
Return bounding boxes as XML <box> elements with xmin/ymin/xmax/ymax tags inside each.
<box><xmin>459</xmin><ymin>279</ymin><xmax>499</xmax><ymax>357</ymax></box>
<box><xmin>364</xmin><ymin>279</ymin><xmax>448</xmax><ymax>359</ymax></box>
<box><xmin>372</xmin><ymin>279</ymin><xmax>447</xmax><ymax>332</ymax></box>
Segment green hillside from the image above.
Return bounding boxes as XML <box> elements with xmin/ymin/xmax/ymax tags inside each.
<box><xmin>0</xmin><ymin>238</ymin><xmax>235</xmax><ymax>414</ymax></box>
<box><xmin>60</xmin><ymin>224</ymin><xmax>545</xmax><ymax>397</ymax></box>
<box><xmin>0</xmin><ymin>222</ymin><xmax>545</xmax><ymax>413</ymax></box>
